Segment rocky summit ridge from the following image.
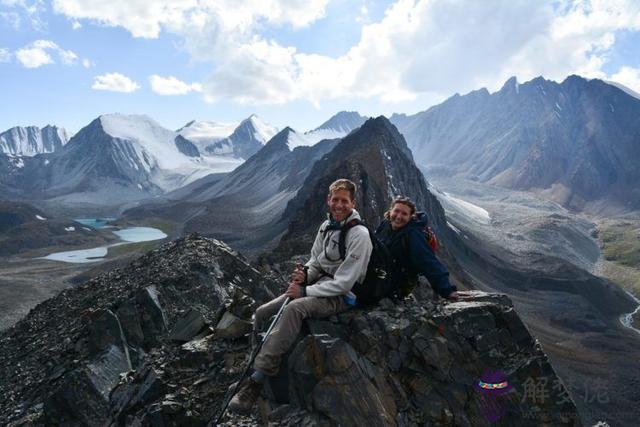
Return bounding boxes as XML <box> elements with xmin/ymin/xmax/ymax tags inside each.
<box><xmin>0</xmin><ymin>234</ymin><xmax>580</xmax><ymax>426</ymax></box>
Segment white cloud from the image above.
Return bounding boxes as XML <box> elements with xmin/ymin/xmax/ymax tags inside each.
<box><xmin>59</xmin><ymin>48</ymin><xmax>78</xmax><ymax>65</ymax></box>
<box><xmin>92</xmin><ymin>72</ymin><xmax>140</xmax><ymax>92</ymax></box>
<box><xmin>0</xmin><ymin>11</ymin><xmax>22</xmax><ymax>30</ymax></box>
<box><xmin>81</xmin><ymin>58</ymin><xmax>92</xmax><ymax>68</ymax></box>
<box><xmin>0</xmin><ymin>47</ymin><xmax>12</xmax><ymax>62</ymax></box>
<box><xmin>52</xmin><ymin>0</ymin><xmax>329</xmax><ymax>38</ymax></box>
<box><xmin>14</xmin><ymin>39</ymin><xmax>83</xmax><ymax>68</ymax></box>
<box><xmin>149</xmin><ymin>75</ymin><xmax>202</xmax><ymax>95</ymax></box>
<box><xmin>71</xmin><ymin>19</ymin><xmax>81</xmax><ymax>29</ymax></box>
<box><xmin>50</xmin><ymin>0</ymin><xmax>640</xmax><ymax>105</ymax></box>
<box><xmin>2</xmin><ymin>0</ymin><xmax>47</xmax><ymax>31</ymax></box>
<box><xmin>15</xmin><ymin>44</ymin><xmax>53</xmax><ymax>68</ymax></box>
<box><xmin>610</xmin><ymin>66</ymin><xmax>640</xmax><ymax>93</ymax></box>
<box><xmin>204</xmin><ymin>40</ymin><xmax>299</xmax><ymax>104</ymax></box>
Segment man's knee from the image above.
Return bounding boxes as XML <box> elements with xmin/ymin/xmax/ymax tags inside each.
<box><xmin>254</xmin><ymin>303</ymin><xmax>272</xmax><ymax>327</ymax></box>
<box><xmin>282</xmin><ymin>298</ymin><xmax>310</xmax><ymax>319</ymax></box>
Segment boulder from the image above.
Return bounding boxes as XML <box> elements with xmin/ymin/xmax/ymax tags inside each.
<box><xmin>215</xmin><ymin>311</ymin><xmax>252</xmax><ymax>339</ymax></box>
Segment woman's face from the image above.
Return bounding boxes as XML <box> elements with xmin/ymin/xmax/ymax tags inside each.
<box><xmin>390</xmin><ymin>202</ymin><xmax>413</xmax><ymax>230</ymax></box>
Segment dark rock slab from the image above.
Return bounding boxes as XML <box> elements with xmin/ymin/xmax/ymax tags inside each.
<box><xmin>289</xmin><ymin>334</ymin><xmax>397</xmax><ymax>426</ymax></box>
<box><xmin>110</xmin><ymin>366</ymin><xmax>167</xmax><ymax>422</ymax></box>
<box><xmin>44</xmin><ymin>345</ymin><xmax>130</xmax><ymax>425</ymax></box>
<box><xmin>136</xmin><ymin>285</ymin><xmax>168</xmax><ymax>348</ymax></box>
<box><xmin>87</xmin><ymin>308</ymin><xmax>131</xmax><ymax>369</ymax></box>
<box><xmin>169</xmin><ymin>309</ymin><xmax>207</xmax><ymax>343</ymax></box>
<box><xmin>116</xmin><ymin>297</ymin><xmax>145</xmax><ymax>348</ymax></box>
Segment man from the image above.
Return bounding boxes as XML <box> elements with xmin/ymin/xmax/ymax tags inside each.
<box><xmin>228</xmin><ymin>178</ymin><xmax>373</xmax><ymax>414</ymax></box>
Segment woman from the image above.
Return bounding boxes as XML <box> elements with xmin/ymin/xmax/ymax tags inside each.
<box><xmin>375</xmin><ymin>196</ymin><xmax>459</xmax><ymax>300</ymax></box>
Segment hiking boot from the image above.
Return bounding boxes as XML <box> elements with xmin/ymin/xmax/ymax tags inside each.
<box><xmin>228</xmin><ymin>378</ymin><xmax>263</xmax><ymax>414</ymax></box>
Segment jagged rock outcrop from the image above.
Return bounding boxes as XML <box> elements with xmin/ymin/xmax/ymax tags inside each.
<box><xmin>269</xmin><ymin>116</ymin><xmax>464</xmax><ymax>279</ymax></box>
<box><xmin>0</xmin><ymin>235</ymin><xmax>580</xmax><ymax>426</ymax></box>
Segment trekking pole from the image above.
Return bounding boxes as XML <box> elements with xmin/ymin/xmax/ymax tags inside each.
<box><xmin>215</xmin><ymin>296</ymin><xmax>291</xmax><ymax>425</ymax></box>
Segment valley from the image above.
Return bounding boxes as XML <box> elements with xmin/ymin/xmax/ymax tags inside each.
<box><xmin>0</xmin><ymin>216</ymin><xmax>170</xmax><ymax>331</ymax></box>
<box><xmin>426</xmin><ymin>170</ymin><xmax>640</xmax><ymax>424</ymax></box>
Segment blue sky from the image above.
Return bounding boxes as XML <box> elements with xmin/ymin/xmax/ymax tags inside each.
<box><xmin>2</xmin><ymin>0</ymin><xmax>640</xmax><ymax>134</ymax></box>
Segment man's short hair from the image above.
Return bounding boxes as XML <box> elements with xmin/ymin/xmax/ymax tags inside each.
<box><xmin>328</xmin><ymin>179</ymin><xmax>357</xmax><ymax>201</ymax></box>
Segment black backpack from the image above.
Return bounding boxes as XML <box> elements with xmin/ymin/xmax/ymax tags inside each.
<box><xmin>337</xmin><ymin>219</ymin><xmax>399</xmax><ymax>307</ymax></box>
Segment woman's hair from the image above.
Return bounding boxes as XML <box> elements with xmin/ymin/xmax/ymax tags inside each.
<box><xmin>383</xmin><ymin>196</ymin><xmax>417</xmax><ymax>220</ymax></box>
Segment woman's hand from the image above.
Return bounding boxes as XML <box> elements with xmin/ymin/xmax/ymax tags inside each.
<box><xmin>446</xmin><ymin>290</ymin><xmax>474</xmax><ymax>300</ymax></box>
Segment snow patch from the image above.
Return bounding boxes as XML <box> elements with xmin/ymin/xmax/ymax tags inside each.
<box><xmin>304</xmin><ymin>128</ymin><xmax>346</xmax><ymax>145</ymax></box>
<box><xmin>178</xmin><ymin>120</ymin><xmax>237</xmax><ymax>142</ymax></box>
<box><xmin>100</xmin><ymin>113</ymin><xmax>185</xmax><ymax>170</ymax></box>
<box><xmin>554</xmin><ymin>110</ymin><xmax>561</xmax><ymax>119</ymax></box>
<box><xmin>447</xmin><ymin>221</ymin><xmax>461</xmax><ymax>235</ymax></box>
<box><xmin>11</xmin><ymin>157</ymin><xmax>24</xmax><ymax>168</ymax></box>
<box><xmin>65</xmin><ymin>226</ymin><xmax>76</xmax><ymax>231</ymax></box>
<box><xmin>555</xmin><ymin>102</ymin><xmax>562</xmax><ymax>111</ymax></box>
<box><xmin>610</xmin><ymin>103</ymin><xmax>615</xmax><ymax>112</ymax></box>
<box><xmin>35</xmin><ymin>215</ymin><xmax>47</xmax><ymax>220</ymax></box>
<box><xmin>286</xmin><ymin>130</ymin><xmax>313</xmax><ymax>149</ymax></box>
<box><xmin>441</xmin><ymin>192</ymin><xmax>491</xmax><ymax>224</ymax></box>
<box><xmin>249</xmin><ymin>115</ymin><xmax>278</xmax><ymax>143</ymax></box>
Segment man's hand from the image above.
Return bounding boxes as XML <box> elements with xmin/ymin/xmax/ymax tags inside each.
<box><xmin>291</xmin><ymin>263</ymin><xmax>306</xmax><ymax>285</ymax></box>
<box><xmin>285</xmin><ymin>282</ymin><xmax>303</xmax><ymax>299</ymax></box>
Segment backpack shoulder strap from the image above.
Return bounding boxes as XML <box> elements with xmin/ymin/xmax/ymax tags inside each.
<box><xmin>338</xmin><ymin>218</ymin><xmax>367</xmax><ymax>260</ymax></box>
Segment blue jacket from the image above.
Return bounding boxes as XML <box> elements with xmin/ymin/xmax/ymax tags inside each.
<box><xmin>375</xmin><ymin>213</ymin><xmax>456</xmax><ymax>298</ymax></box>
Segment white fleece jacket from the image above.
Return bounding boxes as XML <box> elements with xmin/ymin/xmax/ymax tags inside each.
<box><xmin>304</xmin><ymin>209</ymin><xmax>373</xmax><ymax>300</ymax></box>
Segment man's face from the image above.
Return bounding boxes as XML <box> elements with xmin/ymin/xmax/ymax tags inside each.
<box><xmin>390</xmin><ymin>202</ymin><xmax>412</xmax><ymax>230</ymax></box>
<box><xmin>327</xmin><ymin>189</ymin><xmax>356</xmax><ymax>221</ymax></box>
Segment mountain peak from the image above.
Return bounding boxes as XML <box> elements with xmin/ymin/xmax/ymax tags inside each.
<box><xmin>303</xmin><ymin>111</ymin><xmax>368</xmax><ymax>145</ymax></box>
<box><xmin>235</xmin><ymin>115</ymin><xmax>278</xmax><ymax>144</ymax></box>
<box><xmin>499</xmin><ymin>76</ymin><xmax>519</xmax><ymax>93</ymax></box>
<box><xmin>176</xmin><ymin>120</ymin><xmax>237</xmax><ymax>143</ymax></box>
<box><xmin>262</xmin><ymin>126</ymin><xmax>309</xmax><ymax>151</ymax></box>
<box><xmin>0</xmin><ymin>125</ymin><xmax>69</xmax><ymax>156</ymax></box>
<box><xmin>312</xmin><ymin>111</ymin><xmax>367</xmax><ymax>133</ymax></box>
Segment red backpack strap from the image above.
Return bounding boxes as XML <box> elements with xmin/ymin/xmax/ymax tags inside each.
<box><xmin>425</xmin><ymin>226</ymin><xmax>439</xmax><ymax>252</ymax></box>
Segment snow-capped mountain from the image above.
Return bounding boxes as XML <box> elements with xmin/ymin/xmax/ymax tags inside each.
<box><xmin>0</xmin><ymin>125</ymin><xmax>68</xmax><ymax>156</ymax></box>
<box><xmin>72</xmin><ymin>113</ymin><xmax>242</xmax><ymax>192</ymax></box>
<box><xmin>176</xmin><ymin>120</ymin><xmax>238</xmax><ymax>153</ymax></box>
<box><xmin>0</xmin><ymin>114</ymin><xmax>243</xmax><ymax>205</ymax></box>
<box><xmin>304</xmin><ymin>111</ymin><xmax>368</xmax><ymax>144</ymax></box>
<box><xmin>195</xmin><ymin>114</ymin><xmax>278</xmax><ymax>159</ymax></box>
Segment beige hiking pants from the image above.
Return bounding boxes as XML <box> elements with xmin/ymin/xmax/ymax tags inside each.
<box><xmin>253</xmin><ymin>293</ymin><xmax>350</xmax><ymax>376</ymax></box>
